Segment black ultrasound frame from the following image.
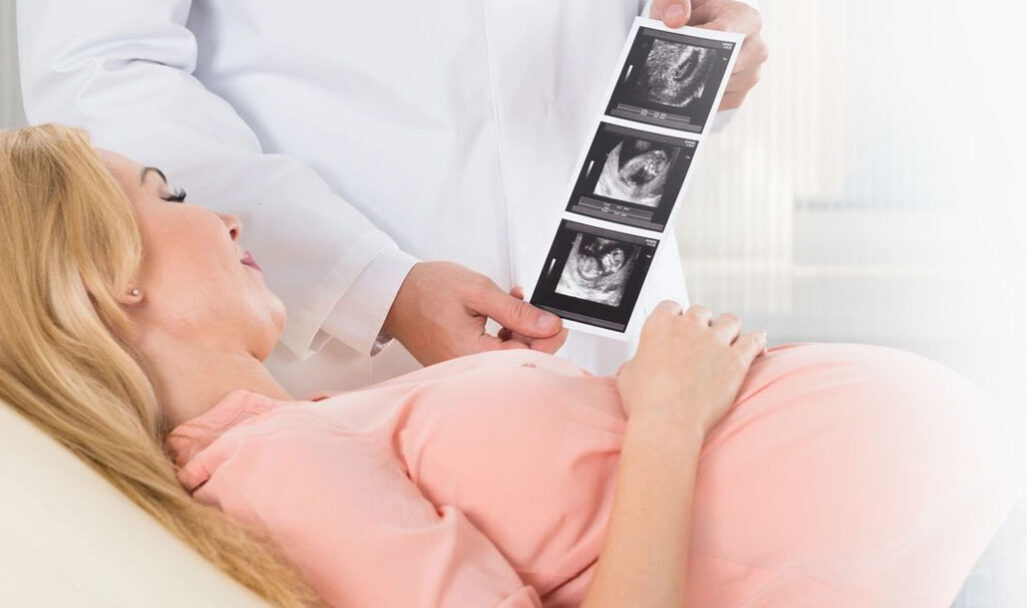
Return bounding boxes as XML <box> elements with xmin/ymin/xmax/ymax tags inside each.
<box><xmin>606</xmin><ymin>27</ymin><xmax>736</xmax><ymax>133</ymax></box>
<box><xmin>530</xmin><ymin>220</ymin><xmax>659</xmax><ymax>332</ymax></box>
<box><xmin>566</xmin><ymin>122</ymin><xmax>696</xmax><ymax>231</ymax></box>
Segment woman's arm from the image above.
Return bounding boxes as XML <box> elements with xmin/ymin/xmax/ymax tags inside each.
<box><xmin>580</xmin><ymin>410</ymin><xmax>704</xmax><ymax>607</ymax></box>
<box><xmin>582</xmin><ymin>301</ymin><xmax>767</xmax><ymax>608</ymax></box>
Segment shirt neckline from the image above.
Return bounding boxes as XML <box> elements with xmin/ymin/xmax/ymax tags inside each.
<box><xmin>165</xmin><ymin>389</ymin><xmax>336</xmax><ymax>469</ymax></box>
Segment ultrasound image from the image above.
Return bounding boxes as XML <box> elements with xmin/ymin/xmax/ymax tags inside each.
<box><xmin>594</xmin><ymin>138</ymin><xmax>678</xmax><ymax>208</ymax></box>
<box><xmin>555</xmin><ymin>233</ymin><xmax>640</xmax><ymax>307</ymax></box>
<box><xmin>640</xmin><ymin>39</ymin><xmax>716</xmax><ymax>109</ymax></box>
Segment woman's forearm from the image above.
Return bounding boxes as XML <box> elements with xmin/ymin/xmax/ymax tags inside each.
<box><xmin>580</xmin><ymin>410</ymin><xmax>705</xmax><ymax>608</ymax></box>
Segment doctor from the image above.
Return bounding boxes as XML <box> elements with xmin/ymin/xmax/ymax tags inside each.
<box><xmin>17</xmin><ymin>0</ymin><xmax>767</xmax><ymax>395</ymax></box>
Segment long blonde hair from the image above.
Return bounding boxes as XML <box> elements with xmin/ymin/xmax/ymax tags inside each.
<box><xmin>0</xmin><ymin>124</ymin><xmax>324</xmax><ymax>607</ymax></box>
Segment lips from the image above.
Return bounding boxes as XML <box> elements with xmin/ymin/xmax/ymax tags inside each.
<box><xmin>241</xmin><ymin>250</ymin><xmax>262</xmax><ymax>273</ymax></box>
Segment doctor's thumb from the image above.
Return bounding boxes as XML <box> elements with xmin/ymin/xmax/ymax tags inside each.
<box><xmin>651</xmin><ymin>0</ymin><xmax>692</xmax><ymax>28</ymax></box>
<box><xmin>485</xmin><ymin>292</ymin><xmax>563</xmax><ymax>338</ymax></box>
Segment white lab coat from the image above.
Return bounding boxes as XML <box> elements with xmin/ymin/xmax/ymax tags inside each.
<box><xmin>17</xmin><ymin>0</ymin><xmax>754</xmax><ymax>395</ymax></box>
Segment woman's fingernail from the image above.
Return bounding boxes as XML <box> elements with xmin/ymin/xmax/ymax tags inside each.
<box><xmin>665</xmin><ymin>4</ymin><xmax>686</xmax><ymax>23</ymax></box>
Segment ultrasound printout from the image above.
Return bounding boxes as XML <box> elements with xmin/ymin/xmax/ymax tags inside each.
<box><xmin>595</xmin><ymin>139</ymin><xmax>676</xmax><ymax>209</ymax></box>
<box><xmin>607</xmin><ymin>28</ymin><xmax>736</xmax><ymax>133</ymax></box>
<box><xmin>532</xmin><ymin>221</ymin><xmax>659</xmax><ymax>332</ymax></box>
<box><xmin>555</xmin><ymin>233</ymin><xmax>642</xmax><ymax>307</ymax></box>
<box><xmin>567</xmin><ymin>122</ymin><xmax>695</xmax><ymax>231</ymax></box>
<box><xmin>528</xmin><ymin>19</ymin><xmax>741</xmax><ymax>339</ymax></box>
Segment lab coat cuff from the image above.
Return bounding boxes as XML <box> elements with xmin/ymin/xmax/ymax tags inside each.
<box><xmin>318</xmin><ymin>246</ymin><xmax>420</xmax><ymax>358</ymax></box>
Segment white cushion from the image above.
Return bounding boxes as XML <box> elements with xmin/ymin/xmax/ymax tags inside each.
<box><xmin>0</xmin><ymin>401</ymin><xmax>269</xmax><ymax>607</ymax></box>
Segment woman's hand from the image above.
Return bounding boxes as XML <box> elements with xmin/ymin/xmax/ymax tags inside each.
<box><xmin>586</xmin><ymin>303</ymin><xmax>766</xmax><ymax>608</ymax></box>
<box><xmin>617</xmin><ymin>301</ymin><xmax>767</xmax><ymax>436</ymax></box>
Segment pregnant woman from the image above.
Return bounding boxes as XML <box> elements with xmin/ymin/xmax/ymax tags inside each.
<box><xmin>0</xmin><ymin>125</ymin><xmax>1021</xmax><ymax>608</ymax></box>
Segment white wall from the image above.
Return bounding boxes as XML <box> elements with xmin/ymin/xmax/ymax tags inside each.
<box><xmin>680</xmin><ymin>0</ymin><xmax>1027</xmax><ymax>408</ymax></box>
<box><xmin>0</xmin><ymin>0</ymin><xmax>26</xmax><ymax>128</ymax></box>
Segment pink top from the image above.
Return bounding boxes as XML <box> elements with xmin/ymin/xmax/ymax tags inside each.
<box><xmin>166</xmin><ymin>345</ymin><xmax>1025</xmax><ymax>608</ymax></box>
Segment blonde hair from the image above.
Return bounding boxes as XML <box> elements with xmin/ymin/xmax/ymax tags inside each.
<box><xmin>0</xmin><ymin>124</ymin><xmax>324</xmax><ymax>607</ymax></box>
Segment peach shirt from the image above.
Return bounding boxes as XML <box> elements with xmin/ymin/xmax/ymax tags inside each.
<box><xmin>166</xmin><ymin>345</ymin><xmax>1025</xmax><ymax>607</ymax></box>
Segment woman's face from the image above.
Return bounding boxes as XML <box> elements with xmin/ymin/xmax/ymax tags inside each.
<box><xmin>99</xmin><ymin>150</ymin><xmax>285</xmax><ymax>360</ymax></box>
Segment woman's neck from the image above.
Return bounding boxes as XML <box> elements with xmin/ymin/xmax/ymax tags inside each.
<box><xmin>137</xmin><ymin>332</ymin><xmax>292</xmax><ymax>430</ymax></box>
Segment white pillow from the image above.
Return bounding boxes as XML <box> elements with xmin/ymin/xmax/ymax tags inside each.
<box><xmin>0</xmin><ymin>401</ymin><xmax>269</xmax><ymax>607</ymax></box>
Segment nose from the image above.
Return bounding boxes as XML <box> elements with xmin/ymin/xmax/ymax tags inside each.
<box><xmin>219</xmin><ymin>212</ymin><xmax>242</xmax><ymax>242</ymax></box>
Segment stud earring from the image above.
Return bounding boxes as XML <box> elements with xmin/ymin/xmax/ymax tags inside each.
<box><xmin>129</xmin><ymin>288</ymin><xmax>141</xmax><ymax>297</ymax></box>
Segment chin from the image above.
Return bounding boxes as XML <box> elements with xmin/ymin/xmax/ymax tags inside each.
<box><xmin>251</xmin><ymin>294</ymin><xmax>287</xmax><ymax>361</ymax></box>
<box><xmin>255</xmin><ymin>322</ymin><xmax>285</xmax><ymax>362</ymax></box>
<box><xmin>269</xmin><ymin>294</ymin><xmax>286</xmax><ymax>331</ymax></box>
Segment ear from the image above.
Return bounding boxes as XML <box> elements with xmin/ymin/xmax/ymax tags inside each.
<box><xmin>115</xmin><ymin>287</ymin><xmax>144</xmax><ymax>306</ymax></box>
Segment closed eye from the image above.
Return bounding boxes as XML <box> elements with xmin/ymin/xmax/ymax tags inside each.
<box><xmin>161</xmin><ymin>187</ymin><xmax>187</xmax><ymax>203</ymax></box>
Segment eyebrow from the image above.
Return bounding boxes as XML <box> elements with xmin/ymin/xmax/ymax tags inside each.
<box><xmin>139</xmin><ymin>166</ymin><xmax>168</xmax><ymax>186</ymax></box>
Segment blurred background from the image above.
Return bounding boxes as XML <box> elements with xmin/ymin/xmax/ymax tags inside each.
<box><xmin>2</xmin><ymin>1</ymin><xmax>1024</xmax><ymax>412</ymax></box>
<box><xmin>678</xmin><ymin>0</ymin><xmax>1027</xmax><ymax>412</ymax></box>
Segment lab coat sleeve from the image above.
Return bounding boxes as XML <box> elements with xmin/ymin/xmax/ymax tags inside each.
<box><xmin>15</xmin><ymin>0</ymin><xmax>415</xmax><ymax>359</ymax></box>
<box><xmin>315</xmin><ymin>246</ymin><xmax>417</xmax><ymax>355</ymax></box>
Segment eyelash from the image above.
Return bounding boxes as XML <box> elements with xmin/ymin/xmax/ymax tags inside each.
<box><xmin>162</xmin><ymin>187</ymin><xmax>187</xmax><ymax>203</ymax></box>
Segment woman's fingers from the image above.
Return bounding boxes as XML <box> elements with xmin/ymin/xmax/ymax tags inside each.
<box><xmin>650</xmin><ymin>303</ymin><xmax>765</xmax><ymax>356</ymax></box>
<box><xmin>654</xmin><ymin>299</ymin><xmax>685</xmax><ymax>317</ymax></box>
<box><xmin>732</xmin><ymin>330</ymin><xmax>768</xmax><ymax>366</ymax></box>
<box><xmin>684</xmin><ymin>304</ymin><xmax>713</xmax><ymax>326</ymax></box>
<box><xmin>711</xmin><ymin>313</ymin><xmax>742</xmax><ymax>343</ymax></box>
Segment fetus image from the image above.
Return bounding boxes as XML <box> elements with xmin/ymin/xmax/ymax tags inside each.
<box><xmin>594</xmin><ymin>137</ymin><xmax>676</xmax><ymax>208</ymax></box>
<box><xmin>641</xmin><ymin>40</ymin><xmax>715</xmax><ymax>108</ymax></box>
<box><xmin>556</xmin><ymin>233</ymin><xmax>640</xmax><ymax>306</ymax></box>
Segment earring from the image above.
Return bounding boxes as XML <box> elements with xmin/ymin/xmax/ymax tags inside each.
<box><xmin>129</xmin><ymin>288</ymin><xmax>141</xmax><ymax>297</ymax></box>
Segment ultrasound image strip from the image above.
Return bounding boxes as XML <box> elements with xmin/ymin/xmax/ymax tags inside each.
<box><xmin>566</xmin><ymin>122</ymin><xmax>697</xmax><ymax>232</ymax></box>
<box><xmin>606</xmin><ymin>27</ymin><xmax>736</xmax><ymax>133</ymax></box>
<box><xmin>528</xmin><ymin>21</ymin><xmax>741</xmax><ymax>338</ymax></box>
<box><xmin>530</xmin><ymin>220</ymin><xmax>660</xmax><ymax>333</ymax></box>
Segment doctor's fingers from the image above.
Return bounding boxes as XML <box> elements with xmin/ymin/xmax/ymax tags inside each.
<box><xmin>501</xmin><ymin>286</ymin><xmax>567</xmax><ymax>353</ymax></box>
<box><xmin>692</xmin><ymin>2</ymin><xmax>767</xmax><ymax>81</ymax></box>
<box><xmin>468</xmin><ymin>280</ymin><xmax>563</xmax><ymax>339</ymax></box>
<box><xmin>476</xmin><ymin>332</ymin><xmax>531</xmax><ymax>354</ymax></box>
<box><xmin>526</xmin><ymin>328</ymin><xmax>570</xmax><ymax>355</ymax></box>
<box><xmin>730</xmin><ymin>33</ymin><xmax>770</xmax><ymax>77</ymax></box>
<box><xmin>719</xmin><ymin>88</ymin><xmax>750</xmax><ymax>111</ymax></box>
<box><xmin>724</xmin><ymin>65</ymin><xmax>762</xmax><ymax>94</ymax></box>
<box><xmin>497</xmin><ymin>327</ymin><xmax>569</xmax><ymax>354</ymax></box>
<box><xmin>690</xmin><ymin>1</ymin><xmax>762</xmax><ymax>37</ymax></box>
<box><xmin>650</xmin><ymin>0</ymin><xmax>692</xmax><ymax>27</ymax></box>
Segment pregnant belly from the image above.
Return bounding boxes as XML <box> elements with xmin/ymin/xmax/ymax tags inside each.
<box><xmin>395</xmin><ymin>352</ymin><xmax>626</xmax><ymax>596</ymax></box>
<box><xmin>397</xmin><ymin>344</ymin><xmax>1019</xmax><ymax>606</ymax></box>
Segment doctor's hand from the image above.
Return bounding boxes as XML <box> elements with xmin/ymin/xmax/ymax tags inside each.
<box><xmin>383</xmin><ymin>261</ymin><xmax>568</xmax><ymax>366</ymax></box>
<box><xmin>650</xmin><ymin>0</ymin><xmax>769</xmax><ymax>110</ymax></box>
